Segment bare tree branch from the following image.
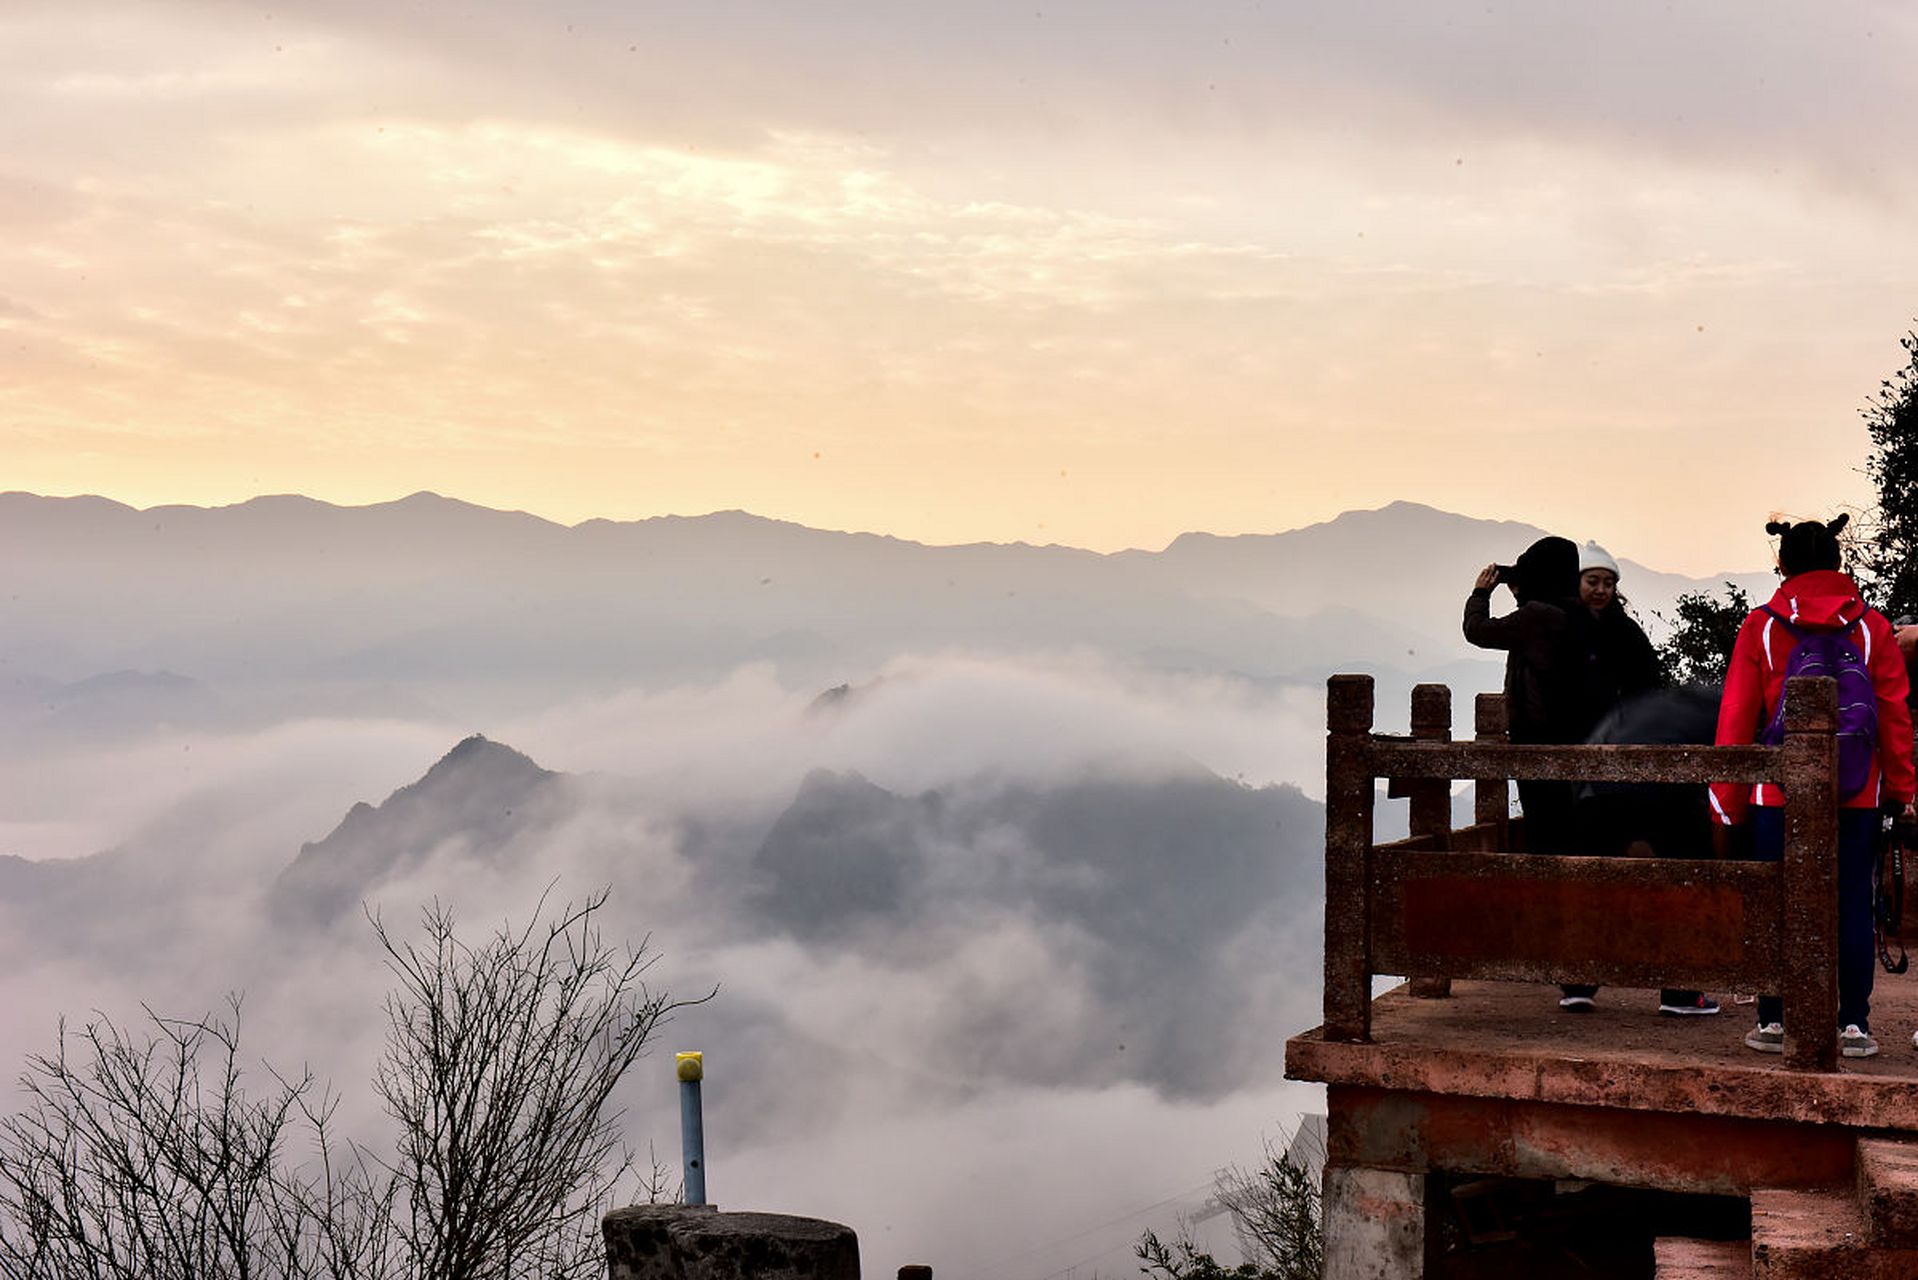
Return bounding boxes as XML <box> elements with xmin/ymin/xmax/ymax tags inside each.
<box><xmin>0</xmin><ymin>888</ymin><xmax>694</xmax><ymax>1280</ymax></box>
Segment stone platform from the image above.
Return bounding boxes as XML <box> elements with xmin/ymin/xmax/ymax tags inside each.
<box><xmin>1289</xmin><ymin>979</ymin><xmax>1918</xmax><ymax>1133</ymax></box>
<box><xmin>1288</xmin><ymin>980</ymin><xmax>1918</xmax><ymax>1278</ymax></box>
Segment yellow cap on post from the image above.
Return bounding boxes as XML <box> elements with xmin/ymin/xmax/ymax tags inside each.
<box><xmin>675</xmin><ymin>1051</ymin><xmax>704</xmax><ymax>1082</ymax></box>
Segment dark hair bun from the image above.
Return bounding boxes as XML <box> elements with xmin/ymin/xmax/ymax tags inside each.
<box><xmin>1774</xmin><ymin>515</ymin><xmax>1845</xmax><ymax>576</ymax></box>
<box><xmin>1828</xmin><ymin>512</ymin><xmax>1851</xmax><ymax>535</ymax></box>
<box><xmin>1765</xmin><ymin>520</ymin><xmax>1790</xmax><ymax>536</ymax></box>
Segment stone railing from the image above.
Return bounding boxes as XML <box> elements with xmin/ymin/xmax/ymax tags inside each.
<box><xmin>1322</xmin><ymin>673</ymin><xmax>1846</xmax><ymax>1069</ymax></box>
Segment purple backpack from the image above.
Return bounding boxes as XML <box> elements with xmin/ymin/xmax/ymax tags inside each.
<box><xmin>1757</xmin><ymin>606</ymin><xmax>1879</xmax><ymax>799</ymax></box>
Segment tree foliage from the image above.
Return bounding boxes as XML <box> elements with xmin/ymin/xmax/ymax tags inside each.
<box><xmin>1134</xmin><ymin>1127</ymin><xmax>1322</xmax><ymax>1280</ymax></box>
<box><xmin>0</xmin><ymin>889</ymin><xmax>688</xmax><ymax>1280</ymax></box>
<box><xmin>1862</xmin><ymin>330</ymin><xmax>1918</xmax><ymax>622</ymax></box>
<box><xmin>1651</xmin><ymin>584</ymin><xmax>1752</xmax><ymax>688</ymax></box>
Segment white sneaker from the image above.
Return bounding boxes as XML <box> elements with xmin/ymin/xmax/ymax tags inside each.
<box><xmin>1841</xmin><ymin>1025</ymin><xmax>1879</xmax><ymax>1058</ymax></box>
<box><xmin>1744</xmin><ymin>1022</ymin><xmax>1784</xmax><ymax>1053</ymax></box>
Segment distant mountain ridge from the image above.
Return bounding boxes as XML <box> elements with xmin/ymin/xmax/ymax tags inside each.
<box><xmin>0</xmin><ymin>491</ymin><xmax>1775</xmax><ymax>739</ymax></box>
<box><xmin>0</xmin><ymin>489</ymin><xmax>1758</xmax><ymax>572</ymax></box>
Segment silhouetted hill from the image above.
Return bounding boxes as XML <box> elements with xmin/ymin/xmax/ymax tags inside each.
<box><xmin>1137</xmin><ymin>500</ymin><xmax>1756</xmax><ymax>630</ymax></box>
<box><xmin>0</xmin><ymin>669</ymin><xmax>235</xmax><ymax>741</ymax></box>
<box><xmin>0</xmin><ymin>491</ymin><xmax>1774</xmax><ymax>736</ymax></box>
<box><xmin>750</xmin><ymin>770</ymin><xmax>938</xmax><ymax>938</ymax></box>
<box><xmin>748</xmin><ymin>763</ymin><xmax>1325</xmax><ymax>1097</ymax></box>
<box><xmin>270</xmin><ymin>734</ymin><xmax>564</xmax><ymax>924</ymax></box>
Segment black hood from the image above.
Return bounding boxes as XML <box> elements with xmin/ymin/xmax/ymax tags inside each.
<box><xmin>1510</xmin><ymin>535</ymin><xmax>1579</xmax><ymax>605</ymax></box>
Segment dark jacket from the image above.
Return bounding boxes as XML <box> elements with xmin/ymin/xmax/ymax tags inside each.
<box><xmin>1463</xmin><ymin>590</ymin><xmax>1580</xmax><ymax>744</ymax></box>
<box><xmin>1572</xmin><ymin>603</ymin><xmax>1661</xmax><ymax>731</ymax></box>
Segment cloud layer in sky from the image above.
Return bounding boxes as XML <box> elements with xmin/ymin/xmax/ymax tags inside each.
<box><xmin>6</xmin><ymin>2</ymin><xmax>1917</xmax><ymax>570</ymax></box>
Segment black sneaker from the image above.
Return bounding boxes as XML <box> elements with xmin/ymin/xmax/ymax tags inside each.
<box><xmin>1659</xmin><ymin>994</ymin><xmax>1722</xmax><ymax>1017</ymax></box>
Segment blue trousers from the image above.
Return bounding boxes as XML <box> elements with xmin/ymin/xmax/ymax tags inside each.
<box><xmin>1751</xmin><ymin>806</ymin><xmax>1879</xmax><ymax>1033</ymax></box>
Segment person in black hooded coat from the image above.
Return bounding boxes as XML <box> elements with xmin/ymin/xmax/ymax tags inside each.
<box><xmin>1464</xmin><ymin>535</ymin><xmax>1601</xmax><ymax>1010</ymax></box>
<box><xmin>1463</xmin><ymin>535</ymin><xmax>1587</xmax><ymax>850</ymax></box>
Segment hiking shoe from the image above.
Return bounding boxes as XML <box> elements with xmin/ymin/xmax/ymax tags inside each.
<box><xmin>1659</xmin><ymin>993</ymin><xmax>1721</xmax><ymax>1016</ymax></box>
<box><xmin>1558</xmin><ymin>994</ymin><xmax>1596</xmax><ymax>1012</ymax></box>
<box><xmin>1744</xmin><ymin>1022</ymin><xmax>1784</xmax><ymax>1053</ymax></box>
<box><xmin>1842</xmin><ymin>1025</ymin><xmax>1880</xmax><ymax>1058</ymax></box>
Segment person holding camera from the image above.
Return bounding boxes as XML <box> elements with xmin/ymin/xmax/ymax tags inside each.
<box><xmin>1465</xmin><ymin>535</ymin><xmax>1605</xmax><ymax>1008</ymax></box>
<box><xmin>1464</xmin><ymin>535</ymin><xmax>1585</xmax><ymax>795</ymax></box>
<box><xmin>1710</xmin><ymin>515</ymin><xmax>1915</xmax><ymax>1058</ymax></box>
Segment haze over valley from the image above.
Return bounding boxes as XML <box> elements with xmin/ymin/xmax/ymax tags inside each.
<box><xmin>0</xmin><ymin>492</ymin><xmax>1772</xmax><ymax>1277</ymax></box>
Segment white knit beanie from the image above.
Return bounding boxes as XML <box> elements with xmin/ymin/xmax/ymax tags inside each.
<box><xmin>1579</xmin><ymin>540</ymin><xmax>1620</xmax><ymax>577</ymax></box>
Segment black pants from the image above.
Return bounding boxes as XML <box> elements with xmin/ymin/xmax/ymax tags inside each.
<box><xmin>1516</xmin><ymin>781</ymin><xmax>1598</xmax><ymax>998</ymax></box>
<box><xmin>1752</xmin><ymin>806</ymin><xmax>1878</xmax><ymax>1033</ymax></box>
<box><xmin>1517</xmin><ymin>779</ymin><xmax>1578</xmax><ymax>855</ymax></box>
<box><xmin>1526</xmin><ymin>783</ymin><xmax>1706</xmax><ymax>1008</ymax></box>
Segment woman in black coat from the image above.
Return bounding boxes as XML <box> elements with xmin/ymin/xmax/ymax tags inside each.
<box><xmin>1463</xmin><ymin>535</ymin><xmax>1585</xmax><ymax>825</ymax></box>
<box><xmin>1569</xmin><ymin>540</ymin><xmax>1661</xmax><ymax>732</ymax></box>
<box><xmin>1463</xmin><ymin>535</ymin><xmax>1605</xmax><ymax>1012</ymax></box>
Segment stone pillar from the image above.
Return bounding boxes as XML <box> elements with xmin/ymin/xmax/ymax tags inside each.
<box><xmin>1471</xmin><ymin>693</ymin><xmax>1508</xmax><ymax>835</ymax></box>
<box><xmin>1779</xmin><ymin>675</ymin><xmax>1839</xmax><ymax>1072</ymax></box>
<box><xmin>1324</xmin><ymin>674</ymin><xmax>1377</xmax><ymax>1042</ymax></box>
<box><xmin>1322</xmin><ymin>1165</ymin><xmax>1423</xmax><ymax>1280</ymax></box>
<box><xmin>1407</xmin><ymin>683</ymin><xmax>1453</xmax><ymax>1000</ymax></box>
<box><xmin>604</xmin><ymin>1205</ymin><xmax>859</xmax><ymax>1280</ymax></box>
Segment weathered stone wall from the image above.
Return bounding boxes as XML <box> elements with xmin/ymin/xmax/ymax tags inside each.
<box><xmin>604</xmin><ymin>1205</ymin><xmax>859</xmax><ymax>1280</ymax></box>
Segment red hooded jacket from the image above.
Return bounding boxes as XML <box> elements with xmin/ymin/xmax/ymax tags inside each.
<box><xmin>1710</xmin><ymin>569</ymin><xmax>1916</xmax><ymax>824</ymax></box>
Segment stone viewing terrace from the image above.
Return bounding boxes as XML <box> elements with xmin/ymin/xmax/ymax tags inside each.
<box><xmin>1284</xmin><ymin>674</ymin><xmax>1918</xmax><ymax>1279</ymax></box>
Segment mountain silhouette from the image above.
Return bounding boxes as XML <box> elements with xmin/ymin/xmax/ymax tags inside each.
<box><xmin>745</xmin><ymin>761</ymin><xmax>1326</xmax><ymax>1097</ymax></box>
<box><xmin>270</xmin><ymin>734</ymin><xmax>563</xmax><ymax>925</ymax></box>
<box><xmin>0</xmin><ymin>491</ymin><xmax>1774</xmax><ymax>744</ymax></box>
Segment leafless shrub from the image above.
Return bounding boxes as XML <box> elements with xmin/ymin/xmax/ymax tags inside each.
<box><xmin>0</xmin><ymin>997</ymin><xmax>371</xmax><ymax>1280</ymax></box>
<box><xmin>369</xmin><ymin>888</ymin><xmax>694</xmax><ymax>1280</ymax></box>
<box><xmin>0</xmin><ymin>888</ymin><xmax>693</xmax><ymax>1280</ymax></box>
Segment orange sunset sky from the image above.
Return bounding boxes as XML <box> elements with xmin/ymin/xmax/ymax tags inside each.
<box><xmin>6</xmin><ymin>2</ymin><xmax>1918</xmax><ymax>574</ymax></box>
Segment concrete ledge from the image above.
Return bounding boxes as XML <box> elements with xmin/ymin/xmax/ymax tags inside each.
<box><xmin>1652</xmin><ymin>1237</ymin><xmax>1749</xmax><ymax>1278</ymax></box>
<box><xmin>1857</xmin><ymin>1137</ymin><xmax>1918</xmax><ymax>1247</ymax></box>
<box><xmin>604</xmin><ymin>1206</ymin><xmax>859</xmax><ymax>1280</ymax></box>
<box><xmin>1750</xmin><ymin>1187</ymin><xmax>1869</xmax><ymax>1279</ymax></box>
<box><xmin>1328</xmin><ymin>1085</ymin><xmax>1855</xmax><ymax>1196</ymax></box>
<box><xmin>1287</xmin><ymin>983</ymin><xmax>1918</xmax><ymax>1131</ymax></box>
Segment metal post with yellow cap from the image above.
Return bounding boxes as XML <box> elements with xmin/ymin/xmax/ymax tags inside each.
<box><xmin>677</xmin><ymin>1051</ymin><xmax>707</xmax><ymax>1206</ymax></box>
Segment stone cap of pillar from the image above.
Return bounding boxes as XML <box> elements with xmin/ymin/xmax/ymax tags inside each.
<box><xmin>604</xmin><ymin>1205</ymin><xmax>860</xmax><ymax>1280</ymax></box>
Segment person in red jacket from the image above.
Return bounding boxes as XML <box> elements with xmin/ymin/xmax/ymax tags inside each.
<box><xmin>1710</xmin><ymin>514</ymin><xmax>1916</xmax><ymax>1058</ymax></box>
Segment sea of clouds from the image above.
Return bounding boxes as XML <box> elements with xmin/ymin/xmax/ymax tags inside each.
<box><xmin>0</xmin><ymin>651</ymin><xmax>1340</xmax><ymax>1279</ymax></box>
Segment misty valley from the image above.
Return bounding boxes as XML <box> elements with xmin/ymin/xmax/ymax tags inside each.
<box><xmin>0</xmin><ymin>492</ymin><xmax>1769</xmax><ymax>1276</ymax></box>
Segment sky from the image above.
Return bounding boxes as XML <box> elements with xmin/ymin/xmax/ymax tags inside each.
<box><xmin>6</xmin><ymin>1</ymin><xmax>1918</xmax><ymax>574</ymax></box>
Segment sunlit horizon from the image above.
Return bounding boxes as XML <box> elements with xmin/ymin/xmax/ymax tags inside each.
<box><xmin>8</xmin><ymin>2</ymin><xmax>1915</xmax><ymax>575</ymax></box>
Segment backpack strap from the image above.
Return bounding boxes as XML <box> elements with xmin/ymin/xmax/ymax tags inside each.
<box><xmin>1759</xmin><ymin>604</ymin><xmax>1863</xmax><ymax>638</ymax></box>
<box><xmin>1880</xmin><ymin>815</ymin><xmax>1909</xmax><ymax>975</ymax></box>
